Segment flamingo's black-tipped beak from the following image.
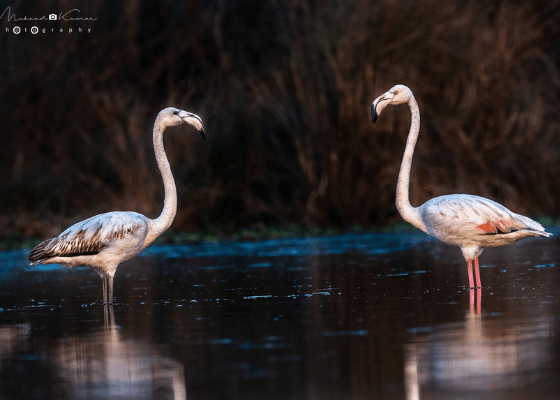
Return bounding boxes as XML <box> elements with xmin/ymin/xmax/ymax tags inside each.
<box><xmin>178</xmin><ymin>110</ymin><xmax>206</xmax><ymax>139</ymax></box>
<box><xmin>371</xmin><ymin>103</ymin><xmax>378</xmax><ymax>123</ymax></box>
<box><xmin>371</xmin><ymin>94</ymin><xmax>391</xmax><ymax>123</ymax></box>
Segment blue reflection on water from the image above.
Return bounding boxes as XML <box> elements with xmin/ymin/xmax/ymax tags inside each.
<box><xmin>322</xmin><ymin>330</ymin><xmax>369</xmax><ymax>337</ymax></box>
<box><xmin>144</xmin><ymin>232</ymin><xmax>434</xmax><ymax>259</ymax></box>
<box><xmin>3</xmin><ymin>231</ymin><xmax>435</xmax><ymax>276</ymax></box>
<box><xmin>0</xmin><ymin>250</ymin><xmax>28</xmax><ymax>280</ymax></box>
<box><xmin>6</xmin><ymin>227</ymin><xmax>560</xmax><ymax>277</ymax></box>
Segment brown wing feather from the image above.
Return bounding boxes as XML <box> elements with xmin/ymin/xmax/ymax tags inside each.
<box><xmin>28</xmin><ymin>211</ymin><xmax>146</xmax><ymax>265</ymax></box>
<box><xmin>28</xmin><ymin>225</ymin><xmax>105</xmax><ymax>264</ymax></box>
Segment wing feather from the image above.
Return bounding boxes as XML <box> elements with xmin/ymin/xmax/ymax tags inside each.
<box><xmin>423</xmin><ymin>194</ymin><xmax>546</xmax><ymax>235</ymax></box>
<box><xmin>28</xmin><ymin>212</ymin><xmax>146</xmax><ymax>264</ymax></box>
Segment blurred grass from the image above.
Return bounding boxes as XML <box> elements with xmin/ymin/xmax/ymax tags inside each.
<box><xmin>1</xmin><ymin>222</ymin><xmax>420</xmax><ymax>251</ymax></box>
<box><xmin>154</xmin><ymin>222</ymin><xmax>420</xmax><ymax>245</ymax></box>
<box><xmin>2</xmin><ymin>0</ymin><xmax>560</xmax><ymax>243</ymax></box>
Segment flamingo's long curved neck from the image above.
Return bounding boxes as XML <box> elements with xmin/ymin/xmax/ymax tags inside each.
<box><xmin>144</xmin><ymin>118</ymin><xmax>177</xmax><ymax>247</ymax></box>
<box><xmin>396</xmin><ymin>96</ymin><xmax>427</xmax><ymax>233</ymax></box>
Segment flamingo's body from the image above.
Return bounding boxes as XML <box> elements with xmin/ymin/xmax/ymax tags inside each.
<box><xmin>28</xmin><ymin>108</ymin><xmax>206</xmax><ymax>304</ymax></box>
<box><xmin>371</xmin><ymin>85</ymin><xmax>550</xmax><ymax>288</ymax></box>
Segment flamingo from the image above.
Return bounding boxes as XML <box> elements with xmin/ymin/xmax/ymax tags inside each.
<box><xmin>371</xmin><ymin>85</ymin><xmax>550</xmax><ymax>288</ymax></box>
<box><xmin>28</xmin><ymin>108</ymin><xmax>206</xmax><ymax>305</ymax></box>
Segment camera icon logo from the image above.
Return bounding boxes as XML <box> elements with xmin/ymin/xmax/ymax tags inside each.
<box><xmin>49</xmin><ymin>13</ymin><xmax>57</xmax><ymax>20</ymax></box>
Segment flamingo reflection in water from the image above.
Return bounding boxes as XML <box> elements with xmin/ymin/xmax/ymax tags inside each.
<box><xmin>55</xmin><ymin>306</ymin><xmax>187</xmax><ymax>399</ymax></box>
<box><xmin>404</xmin><ymin>305</ymin><xmax>552</xmax><ymax>399</ymax></box>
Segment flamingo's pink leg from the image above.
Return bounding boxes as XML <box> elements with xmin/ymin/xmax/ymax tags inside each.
<box><xmin>474</xmin><ymin>257</ymin><xmax>481</xmax><ymax>288</ymax></box>
<box><xmin>476</xmin><ymin>288</ymin><xmax>481</xmax><ymax>314</ymax></box>
<box><xmin>467</xmin><ymin>259</ymin><xmax>474</xmax><ymax>289</ymax></box>
<box><xmin>469</xmin><ymin>289</ymin><xmax>475</xmax><ymax>313</ymax></box>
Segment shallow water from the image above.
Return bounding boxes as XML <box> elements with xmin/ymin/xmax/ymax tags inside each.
<box><xmin>1</xmin><ymin>230</ymin><xmax>560</xmax><ymax>399</ymax></box>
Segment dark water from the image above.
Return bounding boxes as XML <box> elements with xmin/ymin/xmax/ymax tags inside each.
<box><xmin>1</xmin><ymin>230</ymin><xmax>560</xmax><ymax>399</ymax></box>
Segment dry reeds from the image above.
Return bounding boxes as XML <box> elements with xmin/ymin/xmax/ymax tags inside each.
<box><xmin>1</xmin><ymin>0</ymin><xmax>560</xmax><ymax>241</ymax></box>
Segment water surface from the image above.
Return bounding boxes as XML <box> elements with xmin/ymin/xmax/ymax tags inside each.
<box><xmin>1</xmin><ymin>231</ymin><xmax>560</xmax><ymax>399</ymax></box>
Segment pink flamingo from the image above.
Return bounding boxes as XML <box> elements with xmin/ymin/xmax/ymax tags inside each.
<box><xmin>28</xmin><ymin>108</ymin><xmax>206</xmax><ymax>304</ymax></box>
<box><xmin>371</xmin><ymin>85</ymin><xmax>551</xmax><ymax>288</ymax></box>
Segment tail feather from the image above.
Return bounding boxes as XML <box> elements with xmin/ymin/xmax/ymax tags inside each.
<box><xmin>531</xmin><ymin>230</ymin><xmax>552</xmax><ymax>238</ymax></box>
<box><xmin>513</xmin><ymin>213</ymin><xmax>551</xmax><ymax>237</ymax></box>
<box><xmin>28</xmin><ymin>237</ymin><xmax>57</xmax><ymax>265</ymax></box>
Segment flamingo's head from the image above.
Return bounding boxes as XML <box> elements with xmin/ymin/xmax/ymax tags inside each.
<box><xmin>371</xmin><ymin>85</ymin><xmax>413</xmax><ymax>123</ymax></box>
<box><xmin>158</xmin><ymin>107</ymin><xmax>206</xmax><ymax>140</ymax></box>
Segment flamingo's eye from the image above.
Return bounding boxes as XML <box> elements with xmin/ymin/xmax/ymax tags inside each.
<box><xmin>172</xmin><ymin>110</ymin><xmax>179</xmax><ymax>115</ymax></box>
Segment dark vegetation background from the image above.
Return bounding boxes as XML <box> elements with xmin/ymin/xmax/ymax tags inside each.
<box><xmin>2</xmin><ymin>0</ymin><xmax>560</xmax><ymax>245</ymax></box>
